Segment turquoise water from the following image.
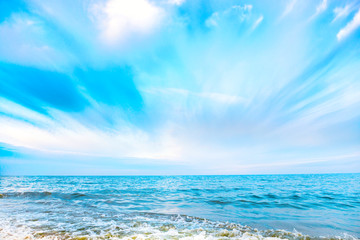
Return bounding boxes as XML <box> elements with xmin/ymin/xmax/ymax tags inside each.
<box><xmin>0</xmin><ymin>174</ymin><xmax>359</xmax><ymax>239</ymax></box>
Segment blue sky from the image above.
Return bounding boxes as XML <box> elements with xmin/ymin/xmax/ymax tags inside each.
<box><xmin>0</xmin><ymin>0</ymin><xmax>360</xmax><ymax>175</ymax></box>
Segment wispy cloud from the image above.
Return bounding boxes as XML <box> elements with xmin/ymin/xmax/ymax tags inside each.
<box><xmin>332</xmin><ymin>4</ymin><xmax>353</xmax><ymax>23</ymax></box>
<box><xmin>168</xmin><ymin>0</ymin><xmax>186</xmax><ymax>6</ymax></box>
<box><xmin>0</xmin><ymin>14</ymin><xmax>74</xmax><ymax>70</ymax></box>
<box><xmin>337</xmin><ymin>8</ymin><xmax>360</xmax><ymax>41</ymax></box>
<box><xmin>280</xmin><ymin>0</ymin><xmax>297</xmax><ymax>19</ymax></box>
<box><xmin>252</xmin><ymin>15</ymin><xmax>263</xmax><ymax>30</ymax></box>
<box><xmin>142</xmin><ymin>88</ymin><xmax>247</xmax><ymax>105</ymax></box>
<box><xmin>315</xmin><ymin>0</ymin><xmax>328</xmax><ymax>16</ymax></box>
<box><xmin>308</xmin><ymin>0</ymin><xmax>328</xmax><ymax>21</ymax></box>
<box><xmin>0</xmin><ymin>109</ymin><xmax>181</xmax><ymax>160</ymax></box>
<box><xmin>205</xmin><ymin>4</ymin><xmax>253</xmax><ymax>28</ymax></box>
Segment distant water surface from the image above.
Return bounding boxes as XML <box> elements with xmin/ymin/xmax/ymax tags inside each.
<box><xmin>0</xmin><ymin>174</ymin><xmax>359</xmax><ymax>239</ymax></box>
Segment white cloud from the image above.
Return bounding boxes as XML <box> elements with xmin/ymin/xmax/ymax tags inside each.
<box><xmin>168</xmin><ymin>0</ymin><xmax>185</xmax><ymax>6</ymax></box>
<box><xmin>205</xmin><ymin>12</ymin><xmax>219</xmax><ymax>27</ymax></box>
<box><xmin>332</xmin><ymin>5</ymin><xmax>352</xmax><ymax>23</ymax></box>
<box><xmin>308</xmin><ymin>0</ymin><xmax>328</xmax><ymax>21</ymax></box>
<box><xmin>280</xmin><ymin>0</ymin><xmax>297</xmax><ymax>18</ymax></box>
<box><xmin>315</xmin><ymin>0</ymin><xmax>328</xmax><ymax>15</ymax></box>
<box><xmin>90</xmin><ymin>0</ymin><xmax>163</xmax><ymax>45</ymax></box>
<box><xmin>142</xmin><ymin>88</ymin><xmax>247</xmax><ymax>105</ymax></box>
<box><xmin>0</xmin><ymin>98</ymin><xmax>50</xmax><ymax>125</ymax></box>
<box><xmin>337</xmin><ymin>8</ymin><xmax>360</xmax><ymax>41</ymax></box>
<box><xmin>0</xmin><ymin>14</ymin><xmax>74</xmax><ymax>70</ymax></box>
<box><xmin>0</xmin><ymin>111</ymin><xmax>181</xmax><ymax>161</ymax></box>
<box><xmin>198</xmin><ymin>92</ymin><xmax>246</xmax><ymax>105</ymax></box>
<box><xmin>252</xmin><ymin>15</ymin><xmax>263</xmax><ymax>30</ymax></box>
<box><xmin>205</xmin><ymin>4</ymin><xmax>253</xmax><ymax>28</ymax></box>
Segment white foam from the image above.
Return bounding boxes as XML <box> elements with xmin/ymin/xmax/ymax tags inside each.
<box><xmin>1</xmin><ymin>214</ymin><xmax>358</xmax><ymax>240</ymax></box>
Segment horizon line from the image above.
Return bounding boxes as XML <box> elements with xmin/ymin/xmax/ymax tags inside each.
<box><xmin>1</xmin><ymin>172</ymin><xmax>359</xmax><ymax>177</ymax></box>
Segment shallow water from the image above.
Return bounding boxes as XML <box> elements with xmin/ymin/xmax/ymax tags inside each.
<box><xmin>0</xmin><ymin>174</ymin><xmax>359</xmax><ymax>239</ymax></box>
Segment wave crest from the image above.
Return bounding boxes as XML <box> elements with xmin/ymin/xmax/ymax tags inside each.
<box><xmin>0</xmin><ymin>213</ymin><xmax>358</xmax><ymax>240</ymax></box>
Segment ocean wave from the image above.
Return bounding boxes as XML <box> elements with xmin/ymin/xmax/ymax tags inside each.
<box><xmin>1</xmin><ymin>175</ymin><xmax>359</xmax><ymax>238</ymax></box>
<box><xmin>0</xmin><ymin>192</ymin><xmax>88</xmax><ymax>200</ymax></box>
<box><xmin>1</xmin><ymin>190</ymin><xmax>358</xmax><ymax>210</ymax></box>
<box><xmin>0</xmin><ymin>213</ymin><xmax>358</xmax><ymax>240</ymax></box>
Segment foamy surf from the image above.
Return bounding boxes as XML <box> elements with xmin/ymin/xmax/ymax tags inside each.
<box><xmin>0</xmin><ymin>214</ymin><xmax>358</xmax><ymax>240</ymax></box>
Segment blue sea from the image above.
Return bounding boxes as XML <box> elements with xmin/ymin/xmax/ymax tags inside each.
<box><xmin>0</xmin><ymin>174</ymin><xmax>359</xmax><ymax>239</ymax></box>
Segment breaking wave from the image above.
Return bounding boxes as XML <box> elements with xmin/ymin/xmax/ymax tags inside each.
<box><xmin>0</xmin><ymin>213</ymin><xmax>358</xmax><ymax>240</ymax></box>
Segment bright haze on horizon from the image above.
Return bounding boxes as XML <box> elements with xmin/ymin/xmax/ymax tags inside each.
<box><xmin>0</xmin><ymin>0</ymin><xmax>360</xmax><ymax>175</ymax></box>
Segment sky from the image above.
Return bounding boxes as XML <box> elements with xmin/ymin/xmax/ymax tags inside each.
<box><xmin>0</xmin><ymin>0</ymin><xmax>360</xmax><ymax>175</ymax></box>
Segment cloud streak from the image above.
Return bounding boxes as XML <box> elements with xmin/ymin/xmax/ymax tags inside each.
<box><xmin>337</xmin><ymin>8</ymin><xmax>360</xmax><ymax>41</ymax></box>
<box><xmin>332</xmin><ymin>4</ymin><xmax>353</xmax><ymax>23</ymax></box>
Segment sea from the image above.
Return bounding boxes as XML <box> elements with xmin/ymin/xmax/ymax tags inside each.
<box><xmin>0</xmin><ymin>174</ymin><xmax>359</xmax><ymax>239</ymax></box>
